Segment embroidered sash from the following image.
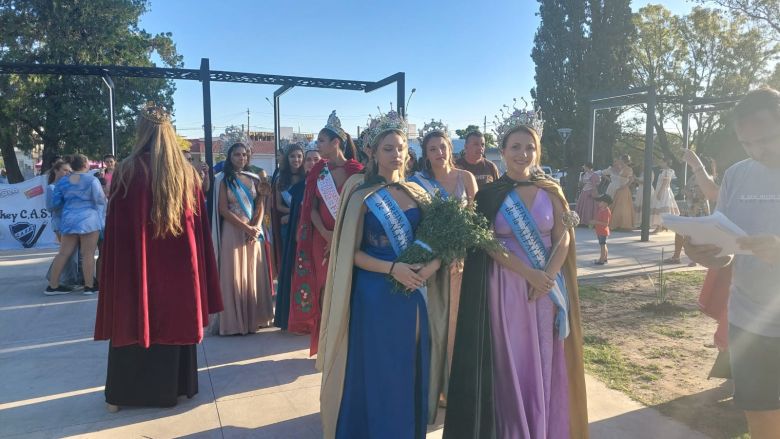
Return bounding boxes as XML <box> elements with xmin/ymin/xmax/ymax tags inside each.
<box><xmin>499</xmin><ymin>190</ymin><xmax>570</xmax><ymax>339</ymax></box>
<box><xmin>365</xmin><ymin>188</ymin><xmax>414</xmax><ymax>257</ymax></box>
<box><xmin>316</xmin><ymin>164</ymin><xmax>341</xmax><ymax>220</ymax></box>
<box><xmin>409</xmin><ymin>172</ymin><xmax>449</xmax><ymax>199</ymax></box>
<box><xmin>365</xmin><ymin>187</ymin><xmax>432</xmax><ymax>301</ymax></box>
<box><xmin>227</xmin><ymin>173</ymin><xmax>264</xmax><ymax>241</ymax></box>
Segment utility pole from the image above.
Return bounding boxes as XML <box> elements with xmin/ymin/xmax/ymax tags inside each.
<box><xmin>246</xmin><ymin>108</ymin><xmax>250</xmax><ymax>136</ymax></box>
<box><xmin>484</xmin><ymin>115</ymin><xmax>487</xmax><ymax>135</ymax></box>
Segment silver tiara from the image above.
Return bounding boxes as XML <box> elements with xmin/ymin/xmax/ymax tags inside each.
<box><xmin>364</xmin><ymin>104</ymin><xmax>408</xmax><ymax>147</ymax></box>
<box><xmin>417</xmin><ymin>119</ymin><xmax>449</xmax><ymax>142</ymax></box>
<box><xmin>493</xmin><ymin>98</ymin><xmax>545</xmax><ymax>145</ymax></box>
<box><xmin>322</xmin><ymin>110</ymin><xmax>347</xmax><ymax>141</ymax></box>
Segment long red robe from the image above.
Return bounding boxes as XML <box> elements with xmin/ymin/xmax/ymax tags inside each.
<box><xmin>288</xmin><ymin>159</ymin><xmax>362</xmax><ymax>355</ymax></box>
<box><xmin>94</xmin><ymin>155</ymin><xmax>223</xmax><ymax>348</ymax></box>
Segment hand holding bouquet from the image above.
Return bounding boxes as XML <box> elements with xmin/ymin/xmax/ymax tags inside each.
<box><xmin>389</xmin><ymin>196</ymin><xmax>501</xmax><ymax>293</ymax></box>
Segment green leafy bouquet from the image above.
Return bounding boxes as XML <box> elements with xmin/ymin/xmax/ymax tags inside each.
<box><xmin>389</xmin><ymin>195</ymin><xmax>501</xmax><ymax>293</ymax></box>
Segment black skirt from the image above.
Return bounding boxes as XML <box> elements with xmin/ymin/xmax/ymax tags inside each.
<box><xmin>105</xmin><ymin>343</ymin><xmax>198</xmax><ymax>407</ymax></box>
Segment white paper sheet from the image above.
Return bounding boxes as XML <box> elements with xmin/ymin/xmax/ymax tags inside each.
<box><xmin>661</xmin><ymin>212</ymin><xmax>751</xmax><ymax>257</ymax></box>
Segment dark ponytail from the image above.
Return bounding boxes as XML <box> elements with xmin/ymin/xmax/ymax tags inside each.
<box><xmin>320</xmin><ymin>128</ymin><xmax>357</xmax><ymax>161</ymax></box>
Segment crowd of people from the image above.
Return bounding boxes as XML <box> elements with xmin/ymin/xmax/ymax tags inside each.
<box><xmin>29</xmin><ymin>86</ymin><xmax>780</xmax><ymax>438</ymax></box>
<box><xmin>573</xmin><ymin>146</ymin><xmax>721</xmax><ymax>268</ymax></box>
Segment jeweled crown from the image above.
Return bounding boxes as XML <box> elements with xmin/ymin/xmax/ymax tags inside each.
<box><xmin>323</xmin><ymin>110</ymin><xmax>347</xmax><ymax>141</ymax></box>
<box><xmin>365</xmin><ymin>105</ymin><xmax>408</xmax><ymax>147</ymax></box>
<box><xmin>140</xmin><ymin>102</ymin><xmax>170</xmax><ymax>125</ymax></box>
<box><xmin>493</xmin><ymin>98</ymin><xmax>545</xmax><ymax>145</ymax></box>
<box><xmin>417</xmin><ymin>119</ymin><xmax>449</xmax><ymax>142</ymax></box>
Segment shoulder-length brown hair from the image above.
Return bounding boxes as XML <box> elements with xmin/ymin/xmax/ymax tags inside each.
<box><xmin>418</xmin><ymin>130</ymin><xmax>456</xmax><ymax>174</ymax></box>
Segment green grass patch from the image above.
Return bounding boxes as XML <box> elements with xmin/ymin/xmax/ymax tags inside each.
<box><xmin>654</xmin><ymin>326</ymin><xmax>691</xmax><ymax>339</ymax></box>
<box><xmin>664</xmin><ymin>270</ymin><xmax>706</xmax><ymax>287</ymax></box>
<box><xmin>578</xmin><ymin>284</ymin><xmax>609</xmax><ymax>303</ymax></box>
<box><xmin>644</xmin><ymin>347</ymin><xmax>681</xmax><ymax>360</ymax></box>
<box><xmin>583</xmin><ymin>335</ymin><xmax>662</xmax><ymax>395</ymax></box>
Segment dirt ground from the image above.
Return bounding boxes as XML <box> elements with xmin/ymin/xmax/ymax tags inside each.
<box><xmin>580</xmin><ymin>271</ymin><xmax>749</xmax><ymax>439</ymax></box>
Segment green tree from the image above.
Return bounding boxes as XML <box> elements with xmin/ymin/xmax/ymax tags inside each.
<box><xmin>700</xmin><ymin>0</ymin><xmax>780</xmax><ymax>38</ymax></box>
<box><xmin>455</xmin><ymin>124</ymin><xmax>496</xmax><ymax>146</ymax></box>
<box><xmin>0</xmin><ymin>0</ymin><xmax>182</xmax><ymax>182</ymax></box>
<box><xmin>628</xmin><ymin>5</ymin><xmax>778</xmax><ymax>166</ymax></box>
<box><xmin>531</xmin><ymin>0</ymin><xmax>634</xmax><ymax>197</ymax></box>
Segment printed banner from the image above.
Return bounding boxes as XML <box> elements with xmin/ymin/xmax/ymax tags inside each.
<box><xmin>0</xmin><ymin>176</ymin><xmax>58</xmax><ymax>250</ymax></box>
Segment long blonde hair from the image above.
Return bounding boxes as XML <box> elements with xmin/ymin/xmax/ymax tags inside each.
<box><xmin>365</xmin><ymin>128</ymin><xmax>409</xmax><ymax>181</ymax></box>
<box><xmin>113</xmin><ymin>113</ymin><xmax>201</xmax><ymax>238</ymax></box>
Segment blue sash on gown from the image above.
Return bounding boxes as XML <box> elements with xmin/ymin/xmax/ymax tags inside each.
<box><xmin>336</xmin><ymin>187</ymin><xmax>430</xmax><ymax>439</ymax></box>
<box><xmin>499</xmin><ymin>190</ymin><xmax>570</xmax><ymax>339</ymax></box>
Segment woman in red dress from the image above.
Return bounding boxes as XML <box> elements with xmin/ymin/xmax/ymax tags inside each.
<box><xmin>94</xmin><ymin>105</ymin><xmax>222</xmax><ymax>411</ymax></box>
<box><xmin>288</xmin><ymin>111</ymin><xmax>362</xmax><ymax>355</ymax></box>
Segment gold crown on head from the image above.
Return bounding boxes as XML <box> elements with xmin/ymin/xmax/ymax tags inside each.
<box><xmin>417</xmin><ymin>119</ymin><xmax>449</xmax><ymax>142</ymax></box>
<box><xmin>140</xmin><ymin>102</ymin><xmax>171</xmax><ymax>125</ymax></box>
<box><xmin>365</xmin><ymin>104</ymin><xmax>408</xmax><ymax>147</ymax></box>
<box><xmin>493</xmin><ymin>98</ymin><xmax>545</xmax><ymax>145</ymax></box>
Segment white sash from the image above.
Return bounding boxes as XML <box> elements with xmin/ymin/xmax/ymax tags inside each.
<box><xmin>316</xmin><ymin>163</ymin><xmax>341</xmax><ymax>220</ymax></box>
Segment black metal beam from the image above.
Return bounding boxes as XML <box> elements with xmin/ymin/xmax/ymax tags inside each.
<box><xmin>200</xmin><ymin>58</ymin><xmax>214</xmax><ymax>218</ymax></box>
<box><xmin>396</xmin><ymin>73</ymin><xmax>406</xmax><ymax>118</ymax></box>
<box><xmin>364</xmin><ymin>72</ymin><xmax>403</xmax><ymax>93</ymax></box>
<box><xmin>640</xmin><ymin>87</ymin><xmax>657</xmax><ymax>242</ymax></box>
<box><xmin>590</xmin><ymin>87</ymin><xmax>650</xmax><ymax>103</ymax></box>
<box><xmin>591</xmin><ymin>95</ymin><xmax>651</xmax><ymax>110</ymax></box>
<box><xmin>272</xmin><ymin>85</ymin><xmax>294</xmax><ymax>168</ymax></box>
<box><xmin>0</xmin><ymin>62</ymin><xmax>376</xmax><ymax>90</ymax></box>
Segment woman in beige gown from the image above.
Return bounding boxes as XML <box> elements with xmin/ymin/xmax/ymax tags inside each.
<box><xmin>212</xmin><ymin>142</ymin><xmax>275</xmax><ymax>335</ymax></box>
<box><xmin>605</xmin><ymin>154</ymin><xmax>635</xmax><ymax>231</ymax></box>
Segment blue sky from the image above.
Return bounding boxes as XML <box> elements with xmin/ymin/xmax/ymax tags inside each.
<box><xmin>139</xmin><ymin>0</ymin><xmax>697</xmax><ymax>139</ymax></box>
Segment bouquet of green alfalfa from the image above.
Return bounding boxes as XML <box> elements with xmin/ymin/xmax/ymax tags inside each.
<box><xmin>389</xmin><ymin>195</ymin><xmax>501</xmax><ymax>293</ymax></box>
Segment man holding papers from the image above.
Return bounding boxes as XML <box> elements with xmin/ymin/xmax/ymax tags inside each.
<box><xmin>684</xmin><ymin>88</ymin><xmax>780</xmax><ymax>439</ymax></box>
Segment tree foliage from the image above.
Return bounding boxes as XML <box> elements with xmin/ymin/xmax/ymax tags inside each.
<box><xmin>531</xmin><ymin>0</ymin><xmax>635</xmax><ymax>182</ymax></box>
<box><xmin>455</xmin><ymin>124</ymin><xmax>496</xmax><ymax>146</ymax></box>
<box><xmin>700</xmin><ymin>0</ymin><xmax>780</xmax><ymax>39</ymax></box>
<box><xmin>0</xmin><ymin>0</ymin><xmax>183</xmax><ymax>182</ymax></box>
<box><xmin>629</xmin><ymin>5</ymin><xmax>779</xmax><ymax>166</ymax></box>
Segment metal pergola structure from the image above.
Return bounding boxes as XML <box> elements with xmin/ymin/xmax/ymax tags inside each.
<box><xmin>589</xmin><ymin>87</ymin><xmax>657</xmax><ymax>241</ymax></box>
<box><xmin>588</xmin><ymin>88</ymin><xmax>742</xmax><ymax>242</ymax></box>
<box><xmin>680</xmin><ymin>96</ymin><xmax>742</xmax><ymax>184</ymax></box>
<box><xmin>0</xmin><ymin>58</ymin><xmax>405</xmax><ymax>214</ymax></box>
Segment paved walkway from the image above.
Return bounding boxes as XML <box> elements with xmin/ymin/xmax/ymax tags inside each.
<box><xmin>0</xmin><ymin>229</ymin><xmax>709</xmax><ymax>438</ymax></box>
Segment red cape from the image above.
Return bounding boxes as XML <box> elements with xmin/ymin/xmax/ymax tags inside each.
<box><xmin>95</xmin><ymin>156</ymin><xmax>223</xmax><ymax>347</ymax></box>
<box><xmin>288</xmin><ymin>159</ymin><xmax>362</xmax><ymax>355</ymax></box>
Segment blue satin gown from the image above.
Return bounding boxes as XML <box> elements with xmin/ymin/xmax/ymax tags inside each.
<box><xmin>336</xmin><ymin>208</ymin><xmax>430</xmax><ymax>439</ymax></box>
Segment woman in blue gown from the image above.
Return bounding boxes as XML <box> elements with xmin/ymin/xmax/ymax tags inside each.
<box><xmin>317</xmin><ymin>115</ymin><xmax>450</xmax><ymax>439</ymax></box>
<box><xmin>275</xmin><ymin>148</ymin><xmax>320</xmax><ymax>329</ymax></box>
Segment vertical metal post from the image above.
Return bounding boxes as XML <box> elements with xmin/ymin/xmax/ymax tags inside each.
<box><xmin>588</xmin><ymin>109</ymin><xmax>596</xmax><ymax>164</ymax></box>
<box><xmin>396</xmin><ymin>73</ymin><xmax>406</xmax><ymax>118</ymax></box>
<box><xmin>682</xmin><ymin>106</ymin><xmax>690</xmax><ymax>187</ymax></box>
<box><xmin>273</xmin><ymin>94</ymin><xmax>281</xmax><ymax>168</ymax></box>
<box><xmin>641</xmin><ymin>87</ymin><xmax>656</xmax><ymax>242</ymax></box>
<box><xmin>101</xmin><ymin>73</ymin><xmax>116</xmax><ymax>156</ymax></box>
<box><xmin>200</xmin><ymin>58</ymin><xmax>214</xmax><ymax>217</ymax></box>
<box><xmin>272</xmin><ymin>85</ymin><xmax>294</xmax><ymax>171</ymax></box>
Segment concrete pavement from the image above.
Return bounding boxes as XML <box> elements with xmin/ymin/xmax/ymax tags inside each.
<box><xmin>0</xmin><ymin>229</ymin><xmax>709</xmax><ymax>438</ymax></box>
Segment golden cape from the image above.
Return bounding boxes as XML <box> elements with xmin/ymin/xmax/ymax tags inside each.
<box><xmin>315</xmin><ymin>174</ymin><xmax>450</xmax><ymax>438</ymax></box>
